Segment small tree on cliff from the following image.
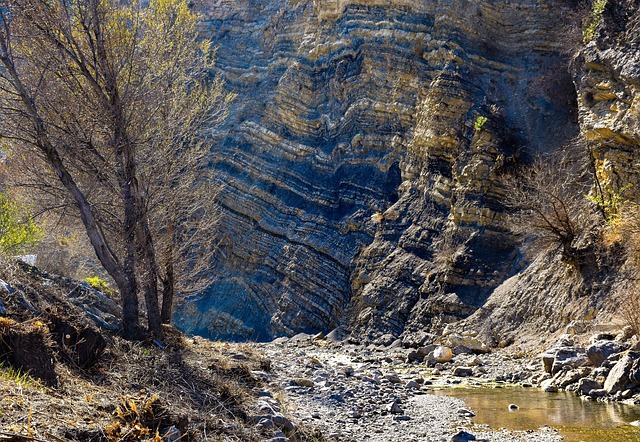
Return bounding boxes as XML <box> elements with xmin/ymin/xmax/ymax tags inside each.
<box><xmin>0</xmin><ymin>0</ymin><xmax>230</xmax><ymax>337</ymax></box>
<box><xmin>504</xmin><ymin>142</ymin><xmax>602</xmax><ymax>264</ymax></box>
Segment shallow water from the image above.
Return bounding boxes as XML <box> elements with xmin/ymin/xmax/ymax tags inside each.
<box><xmin>436</xmin><ymin>386</ymin><xmax>640</xmax><ymax>442</ymax></box>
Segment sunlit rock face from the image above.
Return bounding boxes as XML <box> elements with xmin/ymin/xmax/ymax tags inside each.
<box><xmin>174</xmin><ymin>0</ymin><xmax>581</xmax><ymax>342</ymax></box>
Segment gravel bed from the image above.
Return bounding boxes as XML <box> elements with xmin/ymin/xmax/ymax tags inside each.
<box><xmin>254</xmin><ymin>336</ymin><xmax>563</xmax><ymax>442</ymax></box>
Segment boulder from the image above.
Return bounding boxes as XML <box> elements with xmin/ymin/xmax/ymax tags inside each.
<box><xmin>604</xmin><ymin>351</ymin><xmax>640</xmax><ymax>394</ymax></box>
<box><xmin>453</xmin><ymin>345</ymin><xmax>473</xmax><ymax>355</ymax></box>
<box><xmin>551</xmin><ymin>347</ymin><xmax>589</xmax><ymax>374</ymax></box>
<box><xmin>541</xmin><ymin>379</ymin><xmax>558</xmax><ymax>392</ymax></box>
<box><xmin>554</xmin><ymin>367</ymin><xmax>590</xmax><ymax>389</ymax></box>
<box><xmin>432</xmin><ymin>346</ymin><xmax>453</xmax><ymax>363</ymax></box>
<box><xmin>445</xmin><ymin>334</ymin><xmax>490</xmax><ymax>354</ymax></box>
<box><xmin>576</xmin><ymin>378</ymin><xmax>603</xmax><ymax>396</ymax></box>
<box><xmin>407</xmin><ymin>344</ymin><xmax>436</xmax><ymax>363</ymax></box>
<box><xmin>587</xmin><ymin>340</ymin><xmax>625</xmax><ymax>367</ymax></box>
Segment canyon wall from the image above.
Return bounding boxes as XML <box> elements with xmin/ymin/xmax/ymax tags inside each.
<box><xmin>174</xmin><ymin>0</ymin><xmax>639</xmax><ymax>344</ymax></box>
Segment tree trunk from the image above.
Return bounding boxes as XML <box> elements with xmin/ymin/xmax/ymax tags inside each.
<box><xmin>0</xmin><ymin>48</ymin><xmax>142</xmax><ymax>338</ymax></box>
<box><xmin>160</xmin><ymin>216</ymin><xmax>176</xmax><ymax>324</ymax></box>
<box><xmin>161</xmin><ymin>261</ymin><xmax>175</xmax><ymax>324</ymax></box>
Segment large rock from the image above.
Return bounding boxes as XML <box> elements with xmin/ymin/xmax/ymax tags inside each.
<box><xmin>541</xmin><ymin>345</ymin><xmax>589</xmax><ymax>375</ymax></box>
<box><xmin>444</xmin><ymin>334</ymin><xmax>490</xmax><ymax>354</ymax></box>
<box><xmin>587</xmin><ymin>340</ymin><xmax>626</xmax><ymax>367</ymax></box>
<box><xmin>604</xmin><ymin>351</ymin><xmax>640</xmax><ymax>394</ymax></box>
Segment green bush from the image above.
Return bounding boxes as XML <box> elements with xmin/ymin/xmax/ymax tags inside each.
<box><xmin>85</xmin><ymin>276</ymin><xmax>116</xmax><ymax>297</ymax></box>
<box><xmin>474</xmin><ymin>115</ymin><xmax>488</xmax><ymax>131</ymax></box>
<box><xmin>0</xmin><ymin>192</ymin><xmax>43</xmax><ymax>255</ymax></box>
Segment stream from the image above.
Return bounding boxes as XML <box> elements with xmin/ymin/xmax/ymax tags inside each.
<box><xmin>436</xmin><ymin>386</ymin><xmax>640</xmax><ymax>442</ymax></box>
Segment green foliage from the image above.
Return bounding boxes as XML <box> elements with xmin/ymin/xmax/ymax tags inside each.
<box><xmin>85</xmin><ymin>276</ymin><xmax>116</xmax><ymax>297</ymax></box>
<box><xmin>587</xmin><ymin>183</ymin><xmax>631</xmax><ymax>223</ymax></box>
<box><xmin>583</xmin><ymin>0</ymin><xmax>608</xmax><ymax>43</ymax></box>
<box><xmin>0</xmin><ymin>192</ymin><xmax>42</xmax><ymax>256</ymax></box>
<box><xmin>474</xmin><ymin>115</ymin><xmax>488</xmax><ymax>131</ymax></box>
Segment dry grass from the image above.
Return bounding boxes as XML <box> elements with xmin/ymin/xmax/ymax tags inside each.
<box><xmin>0</xmin><ymin>258</ymin><xmax>323</xmax><ymax>442</ymax></box>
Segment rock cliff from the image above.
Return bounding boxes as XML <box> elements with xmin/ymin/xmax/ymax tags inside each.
<box><xmin>174</xmin><ymin>0</ymin><xmax>639</xmax><ymax>344</ymax></box>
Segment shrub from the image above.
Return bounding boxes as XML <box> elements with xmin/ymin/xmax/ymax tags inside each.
<box><xmin>583</xmin><ymin>0</ymin><xmax>608</xmax><ymax>42</ymax></box>
<box><xmin>474</xmin><ymin>115</ymin><xmax>488</xmax><ymax>131</ymax></box>
<box><xmin>0</xmin><ymin>192</ymin><xmax>43</xmax><ymax>256</ymax></box>
<box><xmin>84</xmin><ymin>276</ymin><xmax>116</xmax><ymax>297</ymax></box>
<box><xmin>503</xmin><ymin>144</ymin><xmax>602</xmax><ymax>264</ymax></box>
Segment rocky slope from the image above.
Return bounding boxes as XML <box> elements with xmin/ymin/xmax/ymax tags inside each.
<box><xmin>175</xmin><ymin>0</ymin><xmax>640</xmax><ymax>344</ymax></box>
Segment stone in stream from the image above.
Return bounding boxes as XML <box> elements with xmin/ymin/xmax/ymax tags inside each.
<box><xmin>541</xmin><ymin>379</ymin><xmax>559</xmax><ymax>392</ymax></box>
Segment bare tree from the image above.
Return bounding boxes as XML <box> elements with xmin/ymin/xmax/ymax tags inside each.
<box><xmin>504</xmin><ymin>142</ymin><xmax>602</xmax><ymax>263</ymax></box>
<box><xmin>0</xmin><ymin>0</ymin><xmax>230</xmax><ymax>337</ymax></box>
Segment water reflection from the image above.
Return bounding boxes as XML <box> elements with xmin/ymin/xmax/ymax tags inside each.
<box><xmin>435</xmin><ymin>387</ymin><xmax>640</xmax><ymax>442</ymax></box>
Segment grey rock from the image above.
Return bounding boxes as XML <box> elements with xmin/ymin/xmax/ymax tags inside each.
<box><xmin>588</xmin><ymin>388</ymin><xmax>607</xmax><ymax>398</ymax></box>
<box><xmin>272</xmin><ymin>415</ymin><xmax>296</xmax><ymax>432</ymax></box>
<box><xmin>555</xmin><ymin>368</ymin><xmax>591</xmax><ymax>389</ymax></box>
<box><xmin>393</xmin><ymin>415</ymin><xmax>411</xmax><ymax>421</ymax></box>
<box><xmin>541</xmin><ymin>379</ymin><xmax>558</xmax><ymax>393</ymax></box>
<box><xmin>451</xmin><ymin>431</ymin><xmax>476</xmax><ymax>442</ymax></box>
<box><xmin>452</xmin><ymin>366</ymin><xmax>473</xmax><ymax>377</ymax></box>
<box><xmin>384</xmin><ymin>372</ymin><xmax>402</xmax><ymax>383</ymax></box>
<box><xmin>445</xmin><ymin>334</ymin><xmax>490</xmax><ymax>354</ymax></box>
<box><xmin>405</xmin><ymin>380</ymin><xmax>421</xmax><ymax>389</ymax></box>
<box><xmin>453</xmin><ymin>345</ymin><xmax>473</xmax><ymax>355</ymax></box>
<box><xmin>551</xmin><ymin>347</ymin><xmax>589</xmax><ymax>375</ymax></box>
<box><xmin>604</xmin><ymin>351</ymin><xmax>640</xmax><ymax>394</ymax></box>
<box><xmin>386</xmin><ymin>401</ymin><xmax>403</xmax><ymax>414</ymax></box>
<box><xmin>587</xmin><ymin>340</ymin><xmax>625</xmax><ymax>367</ymax></box>
<box><xmin>576</xmin><ymin>378</ymin><xmax>603</xmax><ymax>396</ymax></box>
<box><xmin>457</xmin><ymin>408</ymin><xmax>475</xmax><ymax>417</ymax></box>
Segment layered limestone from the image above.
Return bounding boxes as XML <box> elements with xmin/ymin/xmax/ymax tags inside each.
<box><xmin>174</xmin><ymin>0</ymin><xmax>631</xmax><ymax>343</ymax></box>
<box><xmin>455</xmin><ymin>0</ymin><xmax>640</xmax><ymax>346</ymax></box>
